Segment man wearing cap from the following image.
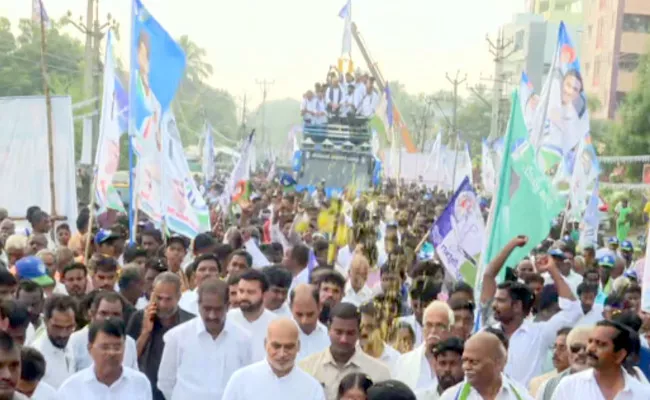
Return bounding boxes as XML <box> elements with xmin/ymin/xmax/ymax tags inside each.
<box><xmin>598</xmin><ymin>254</ymin><xmax>618</xmax><ymax>295</ymax></box>
<box><xmin>94</xmin><ymin>229</ymin><xmax>121</xmax><ymax>258</ymax></box>
<box><xmin>619</xmin><ymin>240</ymin><xmax>634</xmax><ymax>268</ymax></box>
<box><xmin>546</xmin><ymin>248</ymin><xmax>582</xmax><ymax>295</ymax></box>
<box><xmin>165</xmin><ymin>235</ymin><xmax>190</xmax><ymax>292</ymax></box>
<box><xmin>15</xmin><ymin>257</ymin><xmax>56</xmax><ymax>289</ymax></box>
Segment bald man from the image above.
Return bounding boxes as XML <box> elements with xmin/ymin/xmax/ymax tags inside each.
<box><xmin>223</xmin><ymin>318</ymin><xmax>325</xmax><ymax>400</ymax></box>
<box><xmin>393</xmin><ymin>300</ymin><xmax>455</xmax><ymax>393</ymax></box>
<box><xmin>341</xmin><ymin>254</ymin><xmax>372</xmax><ymax>306</ymax></box>
<box><xmin>440</xmin><ymin>332</ymin><xmax>532</xmax><ymax>399</ymax></box>
<box><xmin>290</xmin><ymin>284</ymin><xmax>330</xmax><ymax>360</ymax></box>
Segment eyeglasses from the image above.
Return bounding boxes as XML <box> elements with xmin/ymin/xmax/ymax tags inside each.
<box><xmin>570</xmin><ymin>344</ymin><xmax>586</xmax><ymax>353</ymax></box>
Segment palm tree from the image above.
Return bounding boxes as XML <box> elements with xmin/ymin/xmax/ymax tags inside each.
<box><xmin>177</xmin><ymin>35</ymin><xmax>213</xmax><ymax>83</ymax></box>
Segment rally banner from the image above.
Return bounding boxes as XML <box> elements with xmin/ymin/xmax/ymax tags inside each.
<box><xmin>129</xmin><ymin>0</ymin><xmax>186</xmax><ymax>223</ymax></box>
<box><xmin>430</xmin><ymin>176</ymin><xmax>485</xmax><ymax>283</ymax></box>
<box><xmin>220</xmin><ymin>131</ymin><xmax>255</xmax><ymax>211</ymax></box>
<box><xmin>480</xmin><ymin>90</ymin><xmax>565</xmax><ymax>284</ymax></box>
<box><xmin>578</xmin><ymin>184</ymin><xmax>600</xmax><ymax>250</ymax></box>
<box><xmin>201</xmin><ymin>124</ymin><xmax>215</xmax><ymax>186</ymax></box>
<box><xmin>529</xmin><ymin>22</ymin><xmax>589</xmax><ymax>179</ymax></box>
<box><xmin>481</xmin><ymin>139</ymin><xmax>496</xmax><ymax>195</ymax></box>
<box><xmin>161</xmin><ymin>112</ymin><xmax>211</xmax><ymax>238</ymax></box>
<box><xmin>94</xmin><ymin>31</ymin><xmax>125</xmax><ymax>213</ymax></box>
<box><xmin>565</xmin><ymin>134</ymin><xmax>600</xmax><ymax>217</ymax></box>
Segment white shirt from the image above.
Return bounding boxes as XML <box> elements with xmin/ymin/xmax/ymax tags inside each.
<box><xmin>290</xmin><ymin>268</ymin><xmax>309</xmax><ymax>292</ymax></box>
<box><xmin>499</xmin><ymin>297</ymin><xmax>582</xmax><ymax>386</ymax></box>
<box><xmin>227</xmin><ymin>307</ymin><xmax>278</xmax><ymax>362</ymax></box>
<box><xmin>397</xmin><ymin>314</ymin><xmax>423</xmax><ymax>346</ymax></box>
<box><xmin>379</xmin><ymin>344</ymin><xmax>401</xmax><ymax>371</ymax></box>
<box><xmin>576</xmin><ymin>304</ymin><xmax>604</xmax><ymax>326</ymax></box>
<box><xmin>393</xmin><ymin>345</ymin><xmax>436</xmax><ymax>392</ymax></box>
<box><xmin>222</xmin><ymin>360</ymin><xmax>326</xmax><ymax>400</ymax></box>
<box><xmin>301</xmin><ymin>97</ymin><xmax>317</xmax><ymax>122</ymax></box>
<box><xmin>356</xmin><ymin>90</ymin><xmax>378</xmax><ymax>118</ymax></box>
<box><xmin>552</xmin><ymin>368</ymin><xmax>650</xmax><ymax>399</ymax></box>
<box><xmin>57</xmin><ymin>366</ymin><xmax>152</xmax><ymax>400</ymax></box>
<box><xmin>135</xmin><ymin>296</ymin><xmax>149</xmax><ymax>310</ymax></box>
<box><xmin>336</xmin><ymin>247</ymin><xmax>354</xmax><ymax>273</ymax></box>
<box><xmin>297</xmin><ymin>322</ymin><xmax>330</xmax><ymax>361</ymax></box>
<box><xmin>32</xmin><ymin>335</ymin><xmax>75</xmax><ymax>389</ymax></box>
<box><xmin>68</xmin><ymin>326</ymin><xmax>138</xmax><ymax>372</ymax></box>
<box><xmin>341</xmin><ymin>92</ymin><xmax>356</xmax><ymax>115</ymax></box>
<box><xmin>178</xmin><ymin>289</ymin><xmax>198</xmax><ymax>315</ymax></box>
<box><xmin>157</xmin><ymin>317</ymin><xmax>252</xmax><ymax>400</ymax></box>
<box><xmin>31</xmin><ymin>381</ymin><xmax>57</xmax><ymax>400</ymax></box>
<box><xmin>543</xmin><ymin>271</ymin><xmax>582</xmax><ymax>296</ymax></box>
<box><xmin>25</xmin><ymin>319</ymin><xmax>46</xmax><ymax>346</ymax></box>
<box><xmin>341</xmin><ymin>282</ymin><xmax>374</xmax><ymax>307</ymax></box>
<box><xmin>325</xmin><ymin>86</ymin><xmax>343</xmax><ymax>106</ymax></box>
<box><xmin>440</xmin><ymin>375</ymin><xmax>533</xmax><ymax>400</ymax></box>
<box><xmin>313</xmin><ymin>98</ymin><xmax>328</xmax><ymax>124</ymax></box>
<box><xmin>270</xmin><ymin>302</ymin><xmax>292</xmax><ymax>318</ymax></box>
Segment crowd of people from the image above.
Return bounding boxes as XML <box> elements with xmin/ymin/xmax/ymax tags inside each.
<box><xmin>300</xmin><ymin>68</ymin><xmax>380</xmax><ymax>126</ymax></box>
<box><xmin>0</xmin><ymin>176</ymin><xmax>647</xmax><ymax>399</ymax></box>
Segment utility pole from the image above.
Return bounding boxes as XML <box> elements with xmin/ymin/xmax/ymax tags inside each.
<box><xmin>486</xmin><ymin>29</ymin><xmax>515</xmax><ymax>140</ymax></box>
<box><xmin>446</xmin><ymin>71</ymin><xmax>467</xmax><ymax>191</ymax></box>
<box><xmin>240</xmin><ymin>94</ymin><xmax>248</xmax><ymax>139</ymax></box>
<box><xmin>256</xmin><ymin>79</ymin><xmax>274</xmax><ymax>151</ymax></box>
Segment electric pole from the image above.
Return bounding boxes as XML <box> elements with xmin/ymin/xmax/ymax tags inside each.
<box><xmin>256</xmin><ymin>79</ymin><xmax>274</xmax><ymax>151</ymax></box>
<box><xmin>240</xmin><ymin>94</ymin><xmax>248</xmax><ymax>139</ymax></box>
<box><xmin>486</xmin><ymin>29</ymin><xmax>515</xmax><ymax>140</ymax></box>
<box><xmin>446</xmin><ymin>70</ymin><xmax>467</xmax><ymax>191</ymax></box>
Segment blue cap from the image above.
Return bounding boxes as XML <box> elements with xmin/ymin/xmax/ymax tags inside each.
<box><xmin>15</xmin><ymin>256</ymin><xmax>55</xmax><ymax>287</ymax></box>
<box><xmin>624</xmin><ymin>269</ymin><xmax>638</xmax><ymax>280</ymax></box>
<box><xmin>94</xmin><ymin>229</ymin><xmax>120</xmax><ymax>245</ymax></box>
<box><xmin>607</xmin><ymin>237</ymin><xmax>619</xmax><ymax>245</ymax></box>
<box><xmin>279</xmin><ymin>173</ymin><xmax>297</xmax><ymax>187</ymax></box>
<box><xmin>620</xmin><ymin>240</ymin><xmax>633</xmax><ymax>252</ymax></box>
<box><xmin>598</xmin><ymin>254</ymin><xmax>615</xmax><ymax>268</ymax></box>
<box><xmin>548</xmin><ymin>248</ymin><xmax>566</xmax><ymax>259</ymax></box>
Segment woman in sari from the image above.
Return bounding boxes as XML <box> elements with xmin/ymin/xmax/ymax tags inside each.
<box><xmin>616</xmin><ymin>198</ymin><xmax>632</xmax><ymax>241</ymax></box>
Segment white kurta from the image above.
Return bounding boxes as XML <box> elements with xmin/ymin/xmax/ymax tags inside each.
<box><xmin>32</xmin><ymin>335</ymin><xmax>75</xmax><ymax>389</ymax></box>
<box><xmin>440</xmin><ymin>375</ymin><xmax>533</xmax><ymax>400</ymax></box>
<box><xmin>392</xmin><ymin>344</ymin><xmax>436</xmax><ymax>392</ymax></box>
<box><xmin>68</xmin><ymin>325</ymin><xmax>138</xmax><ymax>371</ymax></box>
<box><xmin>297</xmin><ymin>322</ymin><xmax>330</xmax><ymax>361</ymax></box>
<box><xmin>31</xmin><ymin>381</ymin><xmax>57</xmax><ymax>400</ymax></box>
<box><xmin>341</xmin><ymin>282</ymin><xmax>374</xmax><ymax>307</ymax></box>
<box><xmin>551</xmin><ymin>368</ymin><xmax>650</xmax><ymax>400</ymax></box>
<box><xmin>157</xmin><ymin>317</ymin><xmax>252</xmax><ymax>400</ymax></box>
<box><xmin>227</xmin><ymin>308</ymin><xmax>278</xmax><ymax>363</ymax></box>
<box><xmin>222</xmin><ymin>360</ymin><xmax>325</xmax><ymax>400</ymax></box>
<box><xmin>178</xmin><ymin>289</ymin><xmax>198</xmax><ymax>315</ymax></box>
<box><xmin>56</xmin><ymin>366</ymin><xmax>152</xmax><ymax>400</ymax></box>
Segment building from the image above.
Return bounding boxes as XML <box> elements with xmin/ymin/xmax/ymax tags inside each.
<box><xmin>500</xmin><ymin>14</ymin><xmax>582</xmax><ymax>90</ymax></box>
<box><xmin>582</xmin><ymin>0</ymin><xmax>650</xmax><ymax>119</ymax></box>
<box><xmin>530</xmin><ymin>0</ymin><xmax>585</xmax><ymax>25</ymax></box>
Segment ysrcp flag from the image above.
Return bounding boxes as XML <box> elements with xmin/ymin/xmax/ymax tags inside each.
<box><xmin>578</xmin><ymin>185</ymin><xmax>600</xmax><ymax>250</ymax></box>
<box><xmin>161</xmin><ymin>112</ymin><xmax>210</xmax><ymax>238</ymax></box>
<box><xmin>129</xmin><ymin>0</ymin><xmax>186</xmax><ymax>155</ymax></box>
<box><xmin>430</xmin><ymin>177</ymin><xmax>485</xmax><ymax>283</ymax></box>
<box><xmin>565</xmin><ymin>134</ymin><xmax>600</xmax><ymax>216</ymax></box>
<box><xmin>94</xmin><ymin>31</ymin><xmax>125</xmax><ymax>213</ymax></box>
<box><xmin>529</xmin><ymin>22</ymin><xmax>588</xmax><ymax>177</ymax></box>
<box><xmin>519</xmin><ymin>71</ymin><xmax>539</xmax><ymax>136</ymax></box>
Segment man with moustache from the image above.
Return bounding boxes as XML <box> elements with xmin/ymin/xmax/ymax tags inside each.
<box><xmin>158</xmin><ymin>278</ymin><xmax>251</xmax><ymax>399</ymax></box>
<box><xmin>0</xmin><ymin>331</ymin><xmax>29</xmax><ymax>400</ymax></box>
<box><xmin>537</xmin><ymin>326</ymin><xmax>592</xmax><ymax>400</ymax></box>
<box><xmin>415</xmin><ymin>337</ymin><xmax>465</xmax><ymax>400</ymax></box>
<box><xmin>393</xmin><ymin>301</ymin><xmax>455</xmax><ymax>393</ymax></box>
<box><xmin>227</xmin><ymin>269</ymin><xmax>278</xmax><ymax>362</ymax></box>
<box><xmin>528</xmin><ymin>327</ymin><xmax>571</xmax><ymax>396</ymax></box>
<box><xmin>222</xmin><ymin>318</ymin><xmax>325</xmax><ymax>400</ymax></box>
<box><xmin>552</xmin><ymin>320</ymin><xmax>650</xmax><ymax>399</ymax></box>
<box><xmin>126</xmin><ymin>272</ymin><xmax>194</xmax><ymax>400</ymax></box>
<box><xmin>440</xmin><ymin>332</ymin><xmax>532</xmax><ymax>400</ymax></box>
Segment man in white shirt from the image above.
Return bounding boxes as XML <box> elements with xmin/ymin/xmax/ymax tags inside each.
<box><xmin>355</xmin><ymin>79</ymin><xmax>378</xmax><ymax>119</ymax></box>
<box><xmin>57</xmin><ymin>319</ymin><xmax>152</xmax><ymax>400</ymax></box>
<box><xmin>157</xmin><ymin>278</ymin><xmax>252</xmax><ymax>400</ymax></box>
<box><xmin>415</xmin><ymin>337</ymin><xmax>465</xmax><ymax>400</ymax></box>
<box><xmin>575</xmin><ymin>282</ymin><xmax>603</xmax><ymax>326</ymax></box>
<box><xmin>325</xmin><ymin>76</ymin><xmax>344</xmax><ymax>121</ymax></box>
<box><xmin>480</xmin><ymin>238</ymin><xmax>583</xmax><ymax>386</ymax></box>
<box><xmin>552</xmin><ymin>320</ymin><xmax>650</xmax><ymax>399</ymax></box>
<box><xmin>312</xmin><ymin>91</ymin><xmax>328</xmax><ymax>125</ymax></box>
<box><xmin>222</xmin><ymin>318</ymin><xmax>325</xmax><ymax>400</ymax></box>
<box><xmin>263</xmin><ymin>266</ymin><xmax>293</xmax><ymax>318</ymax></box>
<box><xmin>301</xmin><ymin>91</ymin><xmax>317</xmax><ymax>124</ymax></box>
<box><xmin>290</xmin><ymin>284</ymin><xmax>330</xmax><ymax>360</ymax></box>
<box><xmin>341</xmin><ymin>254</ymin><xmax>373</xmax><ymax>307</ymax></box>
<box><xmin>32</xmin><ymin>295</ymin><xmax>76</xmax><ymax>389</ymax></box>
<box><xmin>227</xmin><ymin>269</ymin><xmax>278</xmax><ymax>362</ymax></box>
<box><xmin>17</xmin><ymin>347</ymin><xmax>57</xmax><ymax>400</ymax></box>
<box><xmin>440</xmin><ymin>331</ymin><xmax>532</xmax><ymax>400</ymax></box>
<box><xmin>394</xmin><ymin>301</ymin><xmax>454</xmax><ymax>394</ymax></box>
<box><xmin>286</xmin><ymin>244</ymin><xmax>310</xmax><ymax>292</ymax></box>
<box><xmin>178</xmin><ymin>254</ymin><xmax>221</xmax><ymax>315</ymax></box>
<box><xmin>68</xmin><ymin>291</ymin><xmax>138</xmax><ymax>371</ymax></box>
<box><xmin>15</xmin><ymin>281</ymin><xmax>45</xmax><ymax>346</ymax></box>
<box><xmin>340</xmin><ymin>84</ymin><xmax>356</xmax><ymax>121</ymax></box>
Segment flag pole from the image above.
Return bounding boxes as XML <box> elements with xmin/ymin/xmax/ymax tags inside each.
<box><xmin>38</xmin><ymin>5</ymin><xmax>57</xmax><ymax>219</ymax></box>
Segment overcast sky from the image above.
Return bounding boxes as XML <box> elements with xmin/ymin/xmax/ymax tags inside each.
<box><xmin>3</xmin><ymin>0</ymin><xmax>524</xmax><ymax>108</ymax></box>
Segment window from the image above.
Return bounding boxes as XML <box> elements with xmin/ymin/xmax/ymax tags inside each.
<box><xmin>618</xmin><ymin>53</ymin><xmax>640</xmax><ymax>72</ymax></box>
<box><xmin>622</xmin><ymin>14</ymin><xmax>650</xmax><ymax>34</ymax></box>
<box><xmin>514</xmin><ymin>30</ymin><xmax>525</xmax><ymax>51</ymax></box>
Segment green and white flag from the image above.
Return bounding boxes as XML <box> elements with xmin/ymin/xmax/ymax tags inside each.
<box><xmin>477</xmin><ymin>90</ymin><xmax>565</xmax><ymax>289</ymax></box>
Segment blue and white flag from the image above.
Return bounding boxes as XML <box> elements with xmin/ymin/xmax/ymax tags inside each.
<box><xmin>578</xmin><ymin>184</ymin><xmax>600</xmax><ymax>249</ymax></box>
<box><xmin>33</xmin><ymin>0</ymin><xmax>51</xmax><ymax>29</ymax></box>
<box><xmin>430</xmin><ymin>177</ymin><xmax>485</xmax><ymax>283</ymax></box>
<box><xmin>338</xmin><ymin>0</ymin><xmax>352</xmax><ymax>56</ymax></box>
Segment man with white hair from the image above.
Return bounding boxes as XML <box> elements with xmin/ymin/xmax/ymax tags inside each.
<box><xmin>393</xmin><ymin>300</ymin><xmax>455</xmax><ymax>393</ymax></box>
